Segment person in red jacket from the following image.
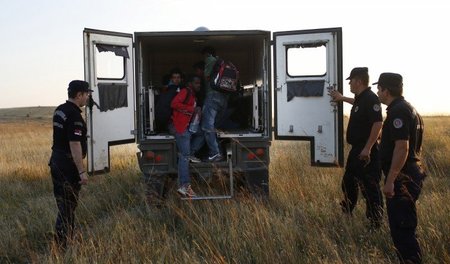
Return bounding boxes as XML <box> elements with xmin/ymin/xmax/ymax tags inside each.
<box><xmin>170</xmin><ymin>75</ymin><xmax>202</xmax><ymax>197</ymax></box>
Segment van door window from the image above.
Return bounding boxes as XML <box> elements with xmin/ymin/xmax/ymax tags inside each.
<box><xmin>96</xmin><ymin>44</ymin><xmax>127</xmax><ymax>80</ymax></box>
<box><xmin>286</xmin><ymin>42</ymin><xmax>327</xmax><ymax>101</ymax></box>
<box><xmin>286</xmin><ymin>43</ymin><xmax>326</xmax><ymax>77</ymax></box>
<box><xmin>95</xmin><ymin>44</ymin><xmax>129</xmax><ymax>111</ymax></box>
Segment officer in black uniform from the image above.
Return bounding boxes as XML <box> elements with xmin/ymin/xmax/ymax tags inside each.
<box><xmin>376</xmin><ymin>73</ymin><xmax>425</xmax><ymax>264</ymax></box>
<box><xmin>49</xmin><ymin>80</ymin><xmax>92</xmax><ymax>248</ymax></box>
<box><xmin>329</xmin><ymin>67</ymin><xmax>384</xmax><ymax>228</ymax></box>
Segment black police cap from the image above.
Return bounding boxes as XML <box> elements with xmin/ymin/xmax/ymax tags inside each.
<box><xmin>373</xmin><ymin>73</ymin><xmax>403</xmax><ymax>89</ymax></box>
<box><xmin>68</xmin><ymin>80</ymin><xmax>93</xmax><ymax>93</ymax></box>
<box><xmin>346</xmin><ymin>67</ymin><xmax>369</xmax><ymax>80</ymax></box>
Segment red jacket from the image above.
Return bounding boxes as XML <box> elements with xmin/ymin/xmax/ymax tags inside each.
<box><xmin>171</xmin><ymin>87</ymin><xmax>196</xmax><ymax>134</ymax></box>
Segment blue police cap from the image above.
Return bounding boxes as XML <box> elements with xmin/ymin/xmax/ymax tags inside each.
<box><xmin>373</xmin><ymin>73</ymin><xmax>403</xmax><ymax>89</ymax></box>
<box><xmin>346</xmin><ymin>67</ymin><xmax>369</xmax><ymax>80</ymax></box>
<box><xmin>68</xmin><ymin>80</ymin><xmax>93</xmax><ymax>93</ymax></box>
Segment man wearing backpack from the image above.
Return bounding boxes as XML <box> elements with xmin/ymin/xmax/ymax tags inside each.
<box><xmin>200</xmin><ymin>46</ymin><xmax>228</xmax><ymax>162</ymax></box>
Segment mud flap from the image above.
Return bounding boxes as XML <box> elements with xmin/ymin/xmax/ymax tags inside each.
<box><xmin>243</xmin><ymin>168</ymin><xmax>269</xmax><ymax>198</ymax></box>
<box><xmin>143</xmin><ymin>173</ymin><xmax>176</xmax><ymax>207</ymax></box>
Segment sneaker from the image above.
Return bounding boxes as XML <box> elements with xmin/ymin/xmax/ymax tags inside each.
<box><xmin>177</xmin><ymin>184</ymin><xmax>197</xmax><ymax>197</ymax></box>
<box><xmin>208</xmin><ymin>153</ymin><xmax>224</xmax><ymax>162</ymax></box>
<box><xmin>189</xmin><ymin>156</ymin><xmax>201</xmax><ymax>163</ymax></box>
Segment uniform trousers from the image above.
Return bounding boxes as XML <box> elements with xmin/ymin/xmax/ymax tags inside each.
<box><xmin>384</xmin><ymin>162</ymin><xmax>425</xmax><ymax>264</ymax></box>
<box><xmin>49</xmin><ymin>151</ymin><xmax>81</xmax><ymax>247</ymax></box>
<box><xmin>341</xmin><ymin>144</ymin><xmax>383</xmax><ymax>225</ymax></box>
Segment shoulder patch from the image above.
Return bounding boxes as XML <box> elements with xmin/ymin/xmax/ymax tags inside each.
<box><xmin>53</xmin><ymin>122</ymin><xmax>63</xmax><ymax>129</ymax></box>
<box><xmin>54</xmin><ymin>110</ymin><xmax>67</xmax><ymax>121</ymax></box>
<box><xmin>373</xmin><ymin>104</ymin><xmax>381</xmax><ymax>112</ymax></box>
<box><xmin>393</xmin><ymin>118</ymin><xmax>403</xmax><ymax>129</ymax></box>
<box><xmin>74</xmin><ymin>129</ymin><xmax>83</xmax><ymax>136</ymax></box>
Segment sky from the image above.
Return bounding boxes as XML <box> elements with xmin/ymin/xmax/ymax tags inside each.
<box><xmin>0</xmin><ymin>0</ymin><xmax>449</xmax><ymax>115</ymax></box>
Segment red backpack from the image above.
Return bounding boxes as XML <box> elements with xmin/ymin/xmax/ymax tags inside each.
<box><xmin>210</xmin><ymin>58</ymin><xmax>240</xmax><ymax>93</ymax></box>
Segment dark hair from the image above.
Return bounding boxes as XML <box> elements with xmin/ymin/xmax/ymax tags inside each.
<box><xmin>187</xmin><ymin>74</ymin><xmax>201</xmax><ymax>84</ymax></box>
<box><xmin>170</xmin><ymin>67</ymin><xmax>183</xmax><ymax>77</ymax></box>
<box><xmin>68</xmin><ymin>90</ymin><xmax>79</xmax><ymax>99</ymax></box>
<box><xmin>381</xmin><ymin>84</ymin><xmax>403</xmax><ymax>97</ymax></box>
<box><xmin>201</xmin><ymin>46</ymin><xmax>215</xmax><ymax>56</ymax></box>
<box><xmin>355</xmin><ymin>74</ymin><xmax>369</xmax><ymax>86</ymax></box>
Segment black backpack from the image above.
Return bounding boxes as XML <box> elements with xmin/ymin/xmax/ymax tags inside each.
<box><xmin>210</xmin><ymin>58</ymin><xmax>240</xmax><ymax>93</ymax></box>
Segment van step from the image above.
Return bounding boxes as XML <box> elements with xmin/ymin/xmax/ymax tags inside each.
<box><xmin>189</xmin><ymin>161</ymin><xmax>229</xmax><ymax>169</ymax></box>
<box><xmin>181</xmin><ymin>195</ymin><xmax>232</xmax><ymax>201</ymax></box>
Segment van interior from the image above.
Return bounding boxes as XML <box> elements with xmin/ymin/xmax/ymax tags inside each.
<box><xmin>136</xmin><ymin>32</ymin><xmax>270</xmax><ymax>138</ymax></box>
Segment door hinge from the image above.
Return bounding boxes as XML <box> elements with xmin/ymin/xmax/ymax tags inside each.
<box><xmin>131</xmin><ymin>129</ymin><xmax>138</xmax><ymax>135</ymax></box>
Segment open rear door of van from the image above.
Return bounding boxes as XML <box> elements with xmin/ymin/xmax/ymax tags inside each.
<box><xmin>83</xmin><ymin>28</ymin><xmax>135</xmax><ymax>174</ymax></box>
<box><xmin>273</xmin><ymin>28</ymin><xmax>343</xmax><ymax>166</ymax></box>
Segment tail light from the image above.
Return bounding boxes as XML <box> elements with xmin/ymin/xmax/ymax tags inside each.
<box><xmin>145</xmin><ymin>151</ymin><xmax>155</xmax><ymax>160</ymax></box>
<box><xmin>256</xmin><ymin>148</ymin><xmax>265</xmax><ymax>157</ymax></box>
<box><xmin>247</xmin><ymin>148</ymin><xmax>265</xmax><ymax>160</ymax></box>
<box><xmin>247</xmin><ymin>153</ymin><xmax>256</xmax><ymax>160</ymax></box>
<box><xmin>144</xmin><ymin>151</ymin><xmax>163</xmax><ymax>163</ymax></box>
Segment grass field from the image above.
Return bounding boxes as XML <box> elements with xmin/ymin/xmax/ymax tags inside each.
<box><xmin>0</xmin><ymin>108</ymin><xmax>449</xmax><ymax>263</ymax></box>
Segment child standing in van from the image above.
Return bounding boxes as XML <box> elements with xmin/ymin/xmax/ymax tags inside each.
<box><xmin>171</xmin><ymin>75</ymin><xmax>202</xmax><ymax>197</ymax></box>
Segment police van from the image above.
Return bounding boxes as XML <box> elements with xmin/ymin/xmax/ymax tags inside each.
<box><xmin>83</xmin><ymin>27</ymin><xmax>344</xmax><ymax>198</ymax></box>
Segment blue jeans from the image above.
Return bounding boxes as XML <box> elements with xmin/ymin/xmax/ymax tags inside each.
<box><xmin>190</xmin><ymin>129</ymin><xmax>205</xmax><ymax>156</ymax></box>
<box><xmin>175</xmin><ymin>129</ymin><xmax>191</xmax><ymax>186</ymax></box>
<box><xmin>201</xmin><ymin>90</ymin><xmax>228</xmax><ymax>156</ymax></box>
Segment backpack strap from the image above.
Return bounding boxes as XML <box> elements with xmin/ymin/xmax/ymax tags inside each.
<box><xmin>182</xmin><ymin>87</ymin><xmax>192</xmax><ymax>105</ymax></box>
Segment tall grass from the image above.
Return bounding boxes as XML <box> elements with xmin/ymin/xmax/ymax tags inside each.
<box><xmin>0</xmin><ymin>117</ymin><xmax>449</xmax><ymax>263</ymax></box>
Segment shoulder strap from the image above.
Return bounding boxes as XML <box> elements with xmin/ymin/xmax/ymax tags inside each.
<box><xmin>182</xmin><ymin>87</ymin><xmax>192</xmax><ymax>104</ymax></box>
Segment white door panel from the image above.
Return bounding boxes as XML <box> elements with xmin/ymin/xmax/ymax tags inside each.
<box><xmin>274</xmin><ymin>28</ymin><xmax>343</xmax><ymax>166</ymax></box>
<box><xmin>83</xmin><ymin>28</ymin><xmax>135</xmax><ymax>173</ymax></box>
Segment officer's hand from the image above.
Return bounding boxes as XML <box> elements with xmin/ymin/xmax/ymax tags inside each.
<box><xmin>358</xmin><ymin>148</ymin><xmax>371</xmax><ymax>166</ymax></box>
<box><xmin>79</xmin><ymin>172</ymin><xmax>88</xmax><ymax>185</ymax></box>
<box><xmin>328</xmin><ymin>90</ymin><xmax>343</xmax><ymax>102</ymax></box>
<box><xmin>383</xmin><ymin>182</ymin><xmax>395</xmax><ymax>199</ymax></box>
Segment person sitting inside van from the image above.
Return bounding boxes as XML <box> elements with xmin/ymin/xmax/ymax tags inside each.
<box><xmin>155</xmin><ymin>68</ymin><xmax>183</xmax><ymax>132</ymax></box>
<box><xmin>170</xmin><ymin>75</ymin><xmax>202</xmax><ymax>197</ymax></box>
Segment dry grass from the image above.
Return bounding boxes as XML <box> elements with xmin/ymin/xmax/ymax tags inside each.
<box><xmin>0</xmin><ymin>109</ymin><xmax>449</xmax><ymax>263</ymax></box>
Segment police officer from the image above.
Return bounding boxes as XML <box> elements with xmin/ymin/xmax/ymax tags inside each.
<box><xmin>329</xmin><ymin>67</ymin><xmax>383</xmax><ymax>228</ymax></box>
<box><xmin>49</xmin><ymin>80</ymin><xmax>92</xmax><ymax>248</ymax></box>
<box><xmin>376</xmin><ymin>73</ymin><xmax>425</xmax><ymax>264</ymax></box>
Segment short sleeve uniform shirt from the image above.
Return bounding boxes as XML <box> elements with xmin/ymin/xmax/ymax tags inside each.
<box><xmin>52</xmin><ymin>101</ymin><xmax>87</xmax><ymax>157</ymax></box>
